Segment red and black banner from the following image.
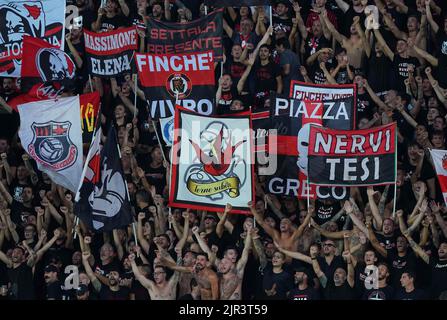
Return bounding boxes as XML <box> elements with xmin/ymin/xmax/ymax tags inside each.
<box><xmin>0</xmin><ymin>0</ymin><xmax>65</xmax><ymax>77</ymax></box>
<box><xmin>204</xmin><ymin>0</ymin><xmax>271</xmax><ymax>6</ymax></box>
<box><xmin>308</xmin><ymin>123</ymin><xmax>396</xmax><ymax>186</ymax></box>
<box><xmin>266</xmin><ymin>92</ymin><xmax>355</xmax><ymax>199</ymax></box>
<box><xmin>80</xmin><ymin>92</ymin><xmax>100</xmax><ymax>144</ymax></box>
<box><xmin>252</xmin><ymin>110</ymin><xmax>270</xmax><ymax>153</ymax></box>
<box><xmin>290</xmin><ymin>81</ymin><xmax>356</xmax><ymax>101</ymax></box>
<box><xmin>146</xmin><ymin>9</ymin><xmax>223</xmax><ymax>62</ymax></box>
<box><xmin>136</xmin><ymin>51</ymin><xmax>216</xmax><ymax>119</ymax></box>
<box><xmin>84</xmin><ymin>27</ymin><xmax>138</xmax><ymax>77</ymax></box>
<box><xmin>20</xmin><ymin>35</ymin><xmax>75</xmax><ymax>99</ymax></box>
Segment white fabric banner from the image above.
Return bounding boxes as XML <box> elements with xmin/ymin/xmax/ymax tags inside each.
<box><xmin>159</xmin><ymin>115</ymin><xmax>174</xmax><ymax>146</ymax></box>
<box><xmin>18</xmin><ymin>95</ymin><xmax>83</xmax><ymax>192</ymax></box>
<box><xmin>430</xmin><ymin>149</ymin><xmax>447</xmax><ymax>206</ymax></box>
<box><xmin>170</xmin><ymin>110</ymin><xmax>254</xmax><ymax>213</ymax></box>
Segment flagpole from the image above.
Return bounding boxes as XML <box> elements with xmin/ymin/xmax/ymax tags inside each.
<box><xmin>133</xmin><ymin>74</ymin><xmax>138</xmax><ymax>119</ymax></box>
<box><xmin>306</xmin><ymin>176</ymin><xmax>311</xmax><ymax>215</ymax></box>
<box><xmin>132</xmin><ymin>222</ymin><xmax>139</xmax><ymax>251</ymax></box>
<box><xmin>269</xmin><ymin>5</ymin><xmax>273</xmax><ymax>33</ymax></box>
<box><xmin>152</xmin><ymin>120</ymin><xmax>168</xmax><ymax>164</ymax></box>
<box><xmin>88</xmin><ymin>75</ymin><xmax>93</xmax><ymax>92</ymax></box>
<box><xmin>204</xmin><ymin>5</ymin><xmax>208</xmax><ymax>15</ymax></box>
<box><xmin>392</xmin><ymin>125</ymin><xmax>398</xmax><ymax>219</ymax></box>
<box><xmin>73</xmin><ymin>216</ymin><xmax>79</xmax><ymax>240</ymax></box>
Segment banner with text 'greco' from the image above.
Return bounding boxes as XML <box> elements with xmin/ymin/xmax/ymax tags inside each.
<box><xmin>84</xmin><ymin>27</ymin><xmax>138</xmax><ymax>77</ymax></box>
<box><xmin>266</xmin><ymin>93</ymin><xmax>355</xmax><ymax>199</ymax></box>
<box><xmin>204</xmin><ymin>0</ymin><xmax>271</xmax><ymax>6</ymax></box>
<box><xmin>0</xmin><ymin>0</ymin><xmax>66</xmax><ymax>77</ymax></box>
<box><xmin>146</xmin><ymin>9</ymin><xmax>223</xmax><ymax>61</ymax></box>
<box><xmin>136</xmin><ymin>51</ymin><xmax>215</xmax><ymax>119</ymax></box>
<box><xmin>169</xmin><ymin>107</ymin><xmax>254</xmax><ymax>213</ymax></box>
<box><xmin>308</xmin><ymin>123</ymin><xmax>396</xmax><ymax>186</ymax></box>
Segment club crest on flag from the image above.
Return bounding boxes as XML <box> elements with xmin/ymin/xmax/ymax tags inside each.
<box><xmin>443</xmin><ymin>154</ymin><xmax>447</xmax><ymax>171</ymax></box>
<box><xmin>161</xmin><ymin>116</ymin><xmax>174</xmax><ymax>146</ymax></box>
<box><xmin>166</xmin><ymin>73</ymin><xmax>192</xmax><ymax>99</ymax></box>
<box><xmin>28</xmin><ymin>121</ymin><xmax>77</xmax><ymax>170</ymax></box>
<box><xmin>35</xmin><ymin>48</ymin><xmax>76</xmax><ymax>82</ymax></box>
<box><xmin>187</xmin><ymin>122</ymin><xmax>246</xmax><ymax>199</ymax></box>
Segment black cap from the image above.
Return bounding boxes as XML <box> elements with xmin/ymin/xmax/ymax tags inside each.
<box><xmin>205</xmin><ymin>214</ymin><xmax>217</xmax><ymax>221</ymax></box>
<box><xmin>276</xmin><ymin>0</ymin><xmax>289</xmax><ymax>6</ymax></box>
<box><xmin>294</xmin><ymin>267</ymin><xmax>313</xmax><ymax>280</ymax></box>
<box><xmin>44</xmin><ymin>264</ymin><xmax>59</xmax><ymax>273</ymax></box>
<box><xmin>76</xmin><ymin>284</ymin><xmax>89</xmax><ymax>296</ymax></box>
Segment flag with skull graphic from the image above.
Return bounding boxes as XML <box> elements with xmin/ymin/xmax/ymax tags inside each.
<box><xmin>74</xmin><ymin>124</ymin><xmax>133</xmax><ymax>231</ymax></box>
<box><xmin>169</xmin><ymin>107</ymin><xmax>255</xmax><ymax>213</ymax></box>
<box><xmin>0</xmin><ymin>0</ymin><xmax>66</xmax><ymax>77</ymax></box>
<box><xmin>20</xmin><ymin>35</ymin><xmax>76</xmax><ymax>99</ymax></box>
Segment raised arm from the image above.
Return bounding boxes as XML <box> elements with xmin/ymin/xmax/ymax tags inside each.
<box><xmin>137</xmin><ymin>212</ymin><xmax>151</xmax><ymax>254</ymax></box>
<box><xmin>248</xmin><ymin>201</ymin><xmax>278</xmax><ymax>240</ymax></box>
<box><xmin>425</xmin><ymin>0</ymin><xmax>439</xmax><ymax>33</ymax></box>
<box><xmin>366</xmin><ymin>216</ymin><xmax>388</xmax><ymax>258</ymax></box>
<box><xmin>0</xmin><ymin>179</ymin><xmax>12</xmax><ymax>204</ymax></box>
<box><xmin>390</xmin><ymin>0</ymin><xmax>408</xmax><ymax>14</ymax></box>
<box><xmin>81</xmin><ymin>251</ymin><xmax>102</xmax><ymax>291</ymax></box>
<box><xmin>275</xmin><ymin>241</ymin><xmax>312</xmax><ymax>264</ymax></box>
<box><xmin>411</xmin><ymin>43</ymin><xmax>438</xmax><ymax>66</ymax></box>
<box><xmin>0</xmin><ymin>153</ymin><xmax>12</xmax><ymax>185</ymax></box>
<box><xmin>291</xmin><ymin>208</ymin><xmax>313</xmax><ymax>241</ymax></box>
<box><xmin>367</xmin><ymin>187</ymin><xmax>383</xmax><ymax>230</ymax></box>
<box><xmin>381</xmin><ymin>10</ymin><xmax>407</xmax><ymax>40</ymax></box>
<box><xmin>129</xmin><ymin>254</ymin><xmax>155</xmax><ymax>289</ymax></box>
<box><xmin>118</xmin><ymin>0</ymin><xmax>130</xmax><ymax>17</ymax></box>
<box><xmin>342</xmin><ymin>250</ymin><xmax>355</xmax><ymax>288</ymax></box>
<box><xmin>402</xmin><ymin>229</ymin><xmax>430</xmax><ymax>264</ymax></box>
<box><xmin>354</xmin><ymin>16</ymin><xmax>371</xmax><ymax>57</ymax></box>
<box><xmin>112</xmin><ymin>229</ymin><xmax>125</xmax><ymax>261</ymax></box>
<box><xmin>334</xmin><ymin>0</ymin><xmax>350</xmax><ymax>13</ymax></box>
<box><xmin>373</xmin><ymin>28</ymin><xmax>394</xmax><ymax>60</ymax></box>
<box><xmin>321</xmin><ymin>10</ymin><xmax>346</xmax><ymax>44</ymax></box>
<box><xmin>432</xmin><ymin>202</ymin><xmax>447</xmax><ymax>239</ymax></box>
<box><xmin>236</xmin><ymin>225</ymin><xmax>252</xmax><ymax>273</ymax></box>
<box><xmin>310</xmin><ymin>245</ymin><xmax>327</xmax><ymax>287</ymax></box>
<box><xmin>216</xmin><ymin>204</ymin><xmax>231</xmax><ymax>238</ymax></box>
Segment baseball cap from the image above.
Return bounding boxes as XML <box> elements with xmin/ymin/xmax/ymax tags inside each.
<box><xmin>205</xmin><ymin>214</ymin><xmax>217</xmax><ymax>221</ymax></box>
<box><xmin>76</xmin><ymin>284</ymin><xmax>89</xmax><ymax>296</ymax></box>
<box><xmin>294</xmin><ymin>267</ymin><xmax>313</xmax><ymax>280</ymax></box>
<box><xmin>44</xmin><ymin>264</ymin><xmax>59</xmax><ymax>273</ymax></box>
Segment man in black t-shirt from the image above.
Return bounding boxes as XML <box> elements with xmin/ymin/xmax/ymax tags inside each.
<box><xmin>262</xmin><ymin>251</ymin><xmax>294</xmax><ymax>299</ymax></box>
<box><xmin>44</xmin><ymin>264</ymin><xmax>62</xmax><ymax>300</ymax></box>
<box><xmin>251</xmin><ymin>45</ymin><xmax>283</xmax><ymax>108</ymax></box>
<box><xmin>82</xmin><ymin>252</ymin><xmax>130</xmax><ymax>300</ymax></box>
<box><xmin>391</xmin><ymin>39</ymin><xmax>420</xmax><ymax>92</ymax></box>
<box><xmin>394</xmin><ymin>270</ymin><xmax>428</xmax><ymax>300</ymax></box>
<box><xmin>363</xmin><ymin>262</ymin><xmax>395</xmax><ymax>300</ymax></box>
<box><xmin>272</xmin><ymin>1</ymin><xmax>293</xmax><ymax>39</ymax></box>
<box><xmin>92</xmin><ymin>0</ymin><xmax>129</xmax><ymax>32</ymax></box>
<box><xmin>287</xmin><ymin>267</ymin><xmax>320</xmax><ymax>300</ymax></box>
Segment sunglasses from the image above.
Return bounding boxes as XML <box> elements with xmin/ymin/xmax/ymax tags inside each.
<box><xmin>323</xmin><ymin>243</ymin><xmax>335</xmax><ymax>247</ymax></box>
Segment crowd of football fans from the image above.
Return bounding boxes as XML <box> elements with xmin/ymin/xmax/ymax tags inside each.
<box><xmin>0</xmin><ymin>0</ymin><xmax>446</xmax><ymax>300</ymax></box>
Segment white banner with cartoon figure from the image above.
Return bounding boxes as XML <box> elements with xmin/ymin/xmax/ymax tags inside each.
<box><xmin>0</xmin><ymin>0</ymin><xmax>66</xmax><ymax>77</ymax></box>
<box><xmin>169</xmin><ymin>108</ymin><xmax>254</xmax><ymax>213</ymax></box>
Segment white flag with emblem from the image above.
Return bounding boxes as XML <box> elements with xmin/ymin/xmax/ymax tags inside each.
<box><xmin>18</xmin><ymin>96</ymin><xmax>83</xmax><ymax>192</ymax></box>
